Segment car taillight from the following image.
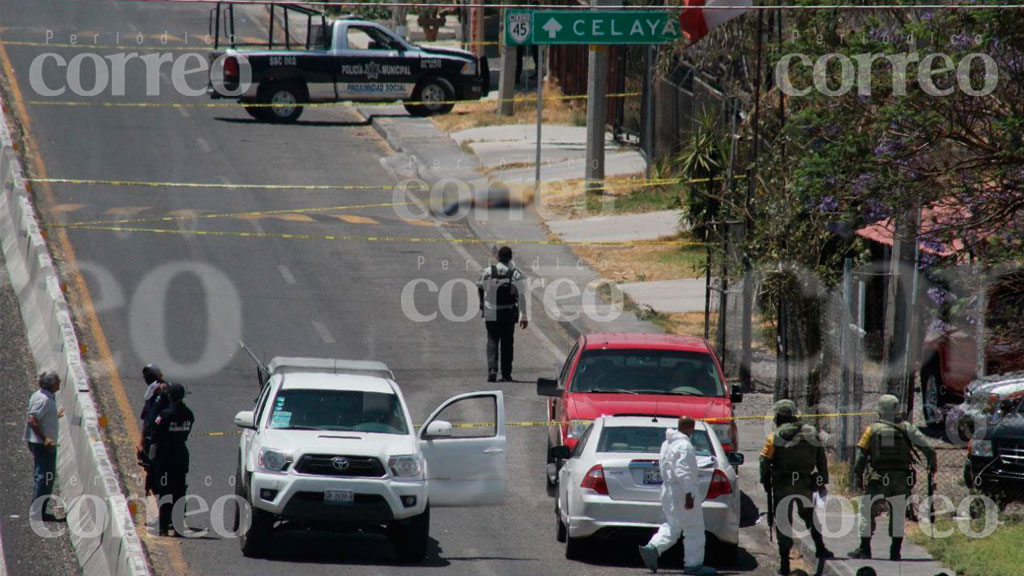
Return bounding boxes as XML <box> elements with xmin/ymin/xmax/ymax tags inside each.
<box><xmin>224</xmin><ymin>56</ymin><xmax>239</xmax><ymax>79</ymax></box>
<box><xmin>706</xmin><ymin>469</ymin><xmax>733</xmax><ymax>500</ymax></box>
<box><xmin>580</xmin><ymin>464</ymin><xmax>608</xmax><ymax>495</ymax></box>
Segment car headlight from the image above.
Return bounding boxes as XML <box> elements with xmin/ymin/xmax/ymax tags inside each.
<box><xmin>969</xmin><ymin>439</ymin><xmax>994</xmax><ymax>458</ymax></box>
<box><xmin>388</xmin><ymin>455</ymin><xmax>423</xmax><ymax>478</ymax></box>
<box><xmin>710</xmin><ymin>422</ymin><xmax>735</xmax><ymax>446</ymax></box>
<box><xmin>460</xmin><ymin>61</ymin><xmax>477</xmax><ymax>75</ymax></box>
<box><xmin>258</xmin><ymin>448</ymin><xmax>292</xmax><ymax>472</ymax></box>
<box><xmin>566</xmin><ymin>420</ymin><xmax>589</xmax><ymax>439</ymax></box>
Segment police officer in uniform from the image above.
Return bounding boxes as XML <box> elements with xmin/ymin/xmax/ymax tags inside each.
<box><xmin>138</xmin><ymin>365</ymin><xmax>167</xmax><ymax>495</ymax></box>
<box><xmin>151</xmin><ymin>383</ymin><xmax>194</xmax><ymax>536</ymax></box>
<box><xmin>848</xmin><ymin>395</ymin><xmax>936</xmax><ymax>561</ymax></box>
<box><xmin>760</xmin><ymin>400</ymin><xmax>834</xmax><ymax>575</ymax></box>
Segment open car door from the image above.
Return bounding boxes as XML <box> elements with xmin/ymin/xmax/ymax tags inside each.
<box><xmin>419</xmin><ymin>391</ymin><xmax>506</xmax><ymax>506</ymax></box>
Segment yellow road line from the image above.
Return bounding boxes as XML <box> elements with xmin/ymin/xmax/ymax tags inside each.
<box><xmin>50</xmin><ymin>200</ymin><xmax>418</xmax><ymax>228</ymax></box>
<box><xmin>62</xmin><ymin>224</ymin><xmax>705</xmax><ymax>247</ymax></box>
<box><xmin>0</xmin><ymin>42</ymin><xmax>190</xmax><ymax>574</ymax></box>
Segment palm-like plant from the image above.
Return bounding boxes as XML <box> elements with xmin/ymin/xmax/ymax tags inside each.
<box><xmin>676</xmin><ymin>108</ymin><xmax>727</xmax><ymax>242</ymax></box>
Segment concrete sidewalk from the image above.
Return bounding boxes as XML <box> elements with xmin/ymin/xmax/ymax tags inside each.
<box><xmin>452</xmin><ymin>124</ymin><xmax>647</xmax><ymax>184</ymax></box>
<box><xmin>547</xmin><ymin>210</ymin><xmax>683</xmax><ymax>243</ymax></box>
<box><xmin>792</xmin><ymin>503</ymin><xmax>953</xmax><ymax>576</ymax></box>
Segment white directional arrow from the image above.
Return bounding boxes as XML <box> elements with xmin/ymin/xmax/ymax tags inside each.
<box><xmin>542</xmin><ymin>18</ymin><xmax>563</xmax><ymax>39</ymax></box>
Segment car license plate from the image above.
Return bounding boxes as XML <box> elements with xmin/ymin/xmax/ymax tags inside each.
<box><xmin>643</xmin><ymin>469</ymin><xmax>663</xmax><ymax>485</ymax></box>
<box><xmin>324</xmin><ymin>489</ymin><xmax>354</xmax><ymax>504</ymax></box>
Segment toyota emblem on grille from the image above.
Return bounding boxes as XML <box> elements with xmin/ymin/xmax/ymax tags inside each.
<box><xmin>331</xmin><ymin>457</ymin><xmax>350</xmax><ymax>471</ymax></box>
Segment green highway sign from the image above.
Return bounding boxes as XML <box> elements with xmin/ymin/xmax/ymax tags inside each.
<box><xmin>505</xmin><ymin>10</ymin><xmax>681</xmax><ymax>46</ymax></box>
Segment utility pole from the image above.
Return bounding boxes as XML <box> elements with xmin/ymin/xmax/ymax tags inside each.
<box><xmin>584</xmin><ymin>0</ymin><xmax>620</xmax><ymax>194</ymax></box>
<box><xmin>742</xmin><ymin>8</ymin><xmax>766</xmax><ymax>391</ymax></box>
<box><xmin>497</xmin><ymin>9</ymin><xmax>516</xmax><ymax>116</ymax></box>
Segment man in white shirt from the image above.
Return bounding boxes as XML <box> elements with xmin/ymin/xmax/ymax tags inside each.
<box><xmin>25</xmin><ymin>371</ymin><xmax>63</xmax><ymax>522</ymax></box>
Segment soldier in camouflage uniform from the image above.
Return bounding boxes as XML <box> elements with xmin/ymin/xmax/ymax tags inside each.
<box><xmin>760</xmin><ymin>400</ymin><xmax>834</xmax><ymax>576</ymax></box>
<box><xmin>848</xmin><ymin>394</ymin><xmax>936</xmax><ymax>561</ymax></box>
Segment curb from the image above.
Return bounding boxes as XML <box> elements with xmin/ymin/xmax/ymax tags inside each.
<box><xmin>0</xmin><ymin>99</ymin><xmax>150</xmax><ymax>576</ymax></box>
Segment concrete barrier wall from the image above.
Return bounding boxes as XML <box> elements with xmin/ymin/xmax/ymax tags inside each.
<box><xmin>0</xmin><ymin>101</ymin><xmax>150</xmax><ymax>576</ymax></box>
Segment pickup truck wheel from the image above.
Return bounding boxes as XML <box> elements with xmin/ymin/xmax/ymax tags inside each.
<box><xmin>243</xmin><ymin>103</ymin><xmax>269</xmax><ymax>121</ymax></box>
<box><xmin>405</xmin><ymin>78</ymin><xmax>455</xmax><ymax>117</ymax></box>
<box><xmin>391</xmin><ymin>505</ymin><xmax>430</xmax><ymax>563</ymax></box>
<box><xmin>259</xmin><ymin>82</ymin><xmax>306</xmax><ymax>123</ymax></box>
<box><xmin>239</xmin><ymin>505</ymin><xmax>272</xmax><ymax>558</ymax></box>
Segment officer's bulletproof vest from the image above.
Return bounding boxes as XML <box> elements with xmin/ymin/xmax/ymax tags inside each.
<box><xmin>868</xmin><ymin>421</ymin><xmax>912</xmax><ymax>472</ymax></box>
<box><xmin>772</xmin><ymin>423</ymin><xmax>820</xmax><ymax>477</ymax></box>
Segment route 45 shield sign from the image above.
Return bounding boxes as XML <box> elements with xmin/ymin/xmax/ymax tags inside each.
<box><xmin>506</xmin><ymin>11</ymin><xmax>532</xmax><ymax>45</ymax></box>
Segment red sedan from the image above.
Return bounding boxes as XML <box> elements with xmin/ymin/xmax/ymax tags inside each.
<box><xmin>538</xmin><ymin>333</ymin><xmax>743</xmax><ymax>484</ymax></box>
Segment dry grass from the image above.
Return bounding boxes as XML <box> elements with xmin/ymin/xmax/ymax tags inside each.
<box><xmin>573</xmin><ymin>243</ymin><xmax>706</xmax><ymax>284</ymax></box>
<box><xmin>432</xmin><ymin>81</ymin><xmax>587</xmax><ymax>133</ymax></box>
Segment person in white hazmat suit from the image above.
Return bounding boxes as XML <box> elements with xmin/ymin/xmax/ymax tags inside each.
<box><xmin>638</xmin><ymin>416</ymin><xmax>715</xmax><ymax>574</ymax></box>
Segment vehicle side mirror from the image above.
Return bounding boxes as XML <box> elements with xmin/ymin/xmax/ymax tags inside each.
<box><xmin>549</xmin><ymin>445</ymin><xmax>572</xmax><ymax>461</ymax></box>
<box><xmin>537</xmin><ymin>377</ymin><xmax>560</xmax><ymax>397</ymax></box>
<box><xmin>727</xmin><ymin>452</ymin><xmax>745</xmax><ymax>466</ymax></box>
<box><xmin>234</xmin><ymin>410</ymin><xmax>256</xmax><ymax>430</ymax></box>
<box><xmin>729</xmin><ymin>381</ymin><xmax>743</xmax><ymax>404</ymax></box>
<box><xmin>423</xmin><ymin>420</ymin><xmax>453</xmax><ymax>439</ymax></box>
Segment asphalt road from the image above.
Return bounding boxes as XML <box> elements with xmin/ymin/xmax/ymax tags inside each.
<box><xmin>0</xmin><ymin>1</ymin><xmax>780</xmax><ymax>575</ymax></box>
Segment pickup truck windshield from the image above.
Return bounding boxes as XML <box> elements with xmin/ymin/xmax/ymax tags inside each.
<box><xmin>569</xmin><ymin>349</ymin><xmax>725</xmax><ymax>397</ymax></box>
<box><xmin>268</xmin><ymin>389</ymin><xmax>408</xmax><ymax>434</ymax></box>
<box><xmin>597</xmin><ymin>426</ymin><xmax>713</xmax><ymax>456</ymax></box>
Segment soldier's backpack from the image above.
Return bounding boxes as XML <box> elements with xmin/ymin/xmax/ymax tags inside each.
<box><xmin>480</xmin><ymin>265</ymin><xmax>519</xmax><ymax>321</ymax></box>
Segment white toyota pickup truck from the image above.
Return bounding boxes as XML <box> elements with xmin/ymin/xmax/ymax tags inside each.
<box><xmin>232</xmin><ymin>356</ymin><xmax>506</xmax><ymax>561</ymax></box>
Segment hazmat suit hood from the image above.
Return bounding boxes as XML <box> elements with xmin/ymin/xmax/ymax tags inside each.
<box><xmin>665</xmin><ymin>427</ymin><xmax>687</xmax><ymax>444</ymax></box>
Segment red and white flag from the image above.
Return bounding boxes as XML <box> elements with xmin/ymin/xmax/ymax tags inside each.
<box><xmin>678</xmin><ymin>0</ymin><xmax>753</xmax><ymax>45</ymax></box>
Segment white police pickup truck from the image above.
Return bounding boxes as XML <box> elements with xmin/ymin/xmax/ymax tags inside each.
<box><xmin>232</xmin><ymin>355</ymin><xmax>506</xmax><ymax>561</ymax></box>
<box><xmin>208</xmin><ymin>3</ymin><xmax>489</xmax><ymax>122</ymax></box>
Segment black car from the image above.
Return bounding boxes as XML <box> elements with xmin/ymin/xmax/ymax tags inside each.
<box><xmin>207</xmin><ymin>3</ymin><xmax>488</xmax><ymax>122</ymax></box>
<box><xmin>965</xmin><ymin>400</ymin><xmax>1024</xmax><ymax>502</ymax></box>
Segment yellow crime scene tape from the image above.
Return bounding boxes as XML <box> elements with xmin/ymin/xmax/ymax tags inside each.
<box><xmin>59</xmin><ymin>223</ymin><xmax>706</xmax><ymax>247</ymax></box>
<box><xmin>0</xmin><ymin>39</ymin><xmax>501</xmax><ymax>52</ymax></box>
<box><xmin>24</xmin><ymin>91</ymin><xmax>641</xmax><ymax>110</ymax></box>
<box><xmin>189</xmin><ymin>411</ymin><xmax>881</xmax><ymax>439</ymax></box>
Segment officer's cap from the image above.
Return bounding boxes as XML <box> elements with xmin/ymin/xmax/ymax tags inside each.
<box><xmin>167</xmin><ymin>382</ymin><xmax>186</xmax><ymax>401</ymax></box>
<box><xmin>877</xmin><ymin>394</ymin><xmax>900</xmax><ymax>417</ymax></box>
<box><xmin>772</xmin><ymin>399</ymin><xmax>797</xmax><ymax>417</ymax></box>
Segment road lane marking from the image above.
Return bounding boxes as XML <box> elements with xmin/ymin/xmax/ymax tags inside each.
<box><xmin>49</xmin><ymin>203</ymin><xmax>87</xmax><ymax>213</ymax></box>
<box><xmin>53</xmin><ymin>200</ymin><xmax>417</xmax><ymax>228</ymax></box>
<box><xmin>195</xmin><ymin>137</ymin><xmax>210</xmax><ymax>152</ymax></box>
<box><xmin>332</xmin><ymin>214</ymin><xmax>378</xmax><ymax>225</ymax></box>
<box><xmin>178</xmin><ymin>107</ymin><xmax>190</xmax><ymax>118</ymax></box>
<box><xmin>0</xmin><ymin>41</ymin><xmax>191</xmax><ymax>576</ymax></box>
<box><xmin>311</xmin><ymin>320</ymin><xmax>335</xmax><ymax>344</ymax></box>
<box><xmin>103</xmin><ymin>206</ymin><xmax>149</xmax><ymax>216</ymax></box>
<box><xmin>277</xmin><ymin>264</ymin><xmax>295</xmax><ymax>285</ymax></box>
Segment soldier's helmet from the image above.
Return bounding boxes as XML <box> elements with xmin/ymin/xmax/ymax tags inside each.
<box><xmin>877</xmin><ymin>394</ymin><xmax>901</xmax><ymax>420</ymax></box>
<box><xmin>772</xmin><ymin>399</ymin><xmax>798</xmax><ymax>418</ymax></box>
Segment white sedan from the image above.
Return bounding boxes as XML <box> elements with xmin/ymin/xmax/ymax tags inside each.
<box><xmin>553</xmin><ymin>416</ymin><xmax>742</xmax><ymax>560</ymax></box>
